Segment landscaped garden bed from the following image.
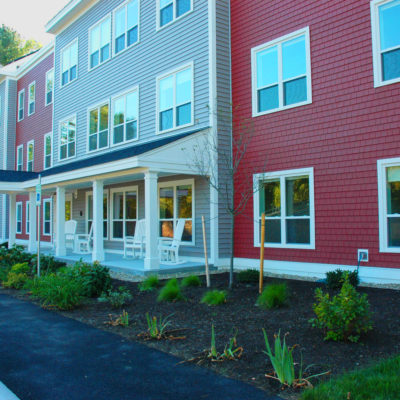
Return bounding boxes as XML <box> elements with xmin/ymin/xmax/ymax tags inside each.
<box><xmin>1</xmin><ymin>247</ymin><xmax>400</xmax><ymax>399</ymax></box>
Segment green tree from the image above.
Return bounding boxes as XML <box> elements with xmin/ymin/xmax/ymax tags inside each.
<box><xmin>0</xmin><ymin>25</ymin><xmax>41</xmax><ymax>66</ymax></box>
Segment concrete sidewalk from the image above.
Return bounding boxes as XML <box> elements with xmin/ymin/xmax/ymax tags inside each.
<box><xmin>0</xmin><ymin>294</ymin><xmax>279</xmax><ymax>400</ymax></box>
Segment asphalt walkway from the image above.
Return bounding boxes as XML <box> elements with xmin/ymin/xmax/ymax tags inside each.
<box><xmin>0</xmin><ymin>294</ymin><xmax>280</xmax><ymax>400</ymax></box>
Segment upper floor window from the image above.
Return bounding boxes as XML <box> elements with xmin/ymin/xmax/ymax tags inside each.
<box><xmin>16</xmin><ymin>145</ymin><xmax>23</xmax><ymax>171</ymax></box>
<box><xmin>28</xmin><ymin>82</ymin><xmax>35</xmax><ymax>116</ymax></box>
<box><xmin>45</xmin><ymin>69</ymin><xmax>54</xmax><ymax>105</ymax></box>
<box><xmin>157</xmin><ymin>63</ymin><xmax>193</xmax><ymax>133</ymax></box>
<box><xmin>158</xmin><ymin>0</ymin><xmax>192</xmax><ymax>28</ymax></box>
<box><xmin>59</xmin><ymin>116</ymin><xmax>76</xmax><ymax>160</ymax></box>
<box><xmin>251</xmin><ymin>27</ymin><xmax>311</xmax><ymax>116</ymax></box>
<box><xmin>27</xmin><ymin>141</ymin><xmax>34</xmax><ymax>172</ymax></box>
<box><xmin>114</xmin><ymin>0</ymin><xmax>139</xmax><ymax>55</ymax></box>
<box><xmin>18</xmin><ymin>89</ymin><xmax>25</xmax><ymax>121</ymax></box>
<box><xmin>44</xmin><ymin>133</ymin><xmax>52</xmax><ymax>169</ymax></box>
<box><xmin>61</xmin><ymin>40</ymin><xmax>78</xmax><ymax>86</ymax></box>
<box><xmin>89</xmin><ymin>102</ymin><xmax>109</xmax><ymax>151</ymax></box>
<box><xmin>371</xmin><ymin>0</ymin><xmax>400</xmax><ymax>86</ymax></box>
<box><xmin>89</xmin><ymin>16</ymin><xmax>111</xmax><ymax>69</ymax></box>
<box><xmin>112</xmin><ymin>88</ymin><xmax>138</xmax><ymax>146</ymax></box>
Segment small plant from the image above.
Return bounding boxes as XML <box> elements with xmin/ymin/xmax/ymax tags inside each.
<box><xmin>181</xmin><ymin>275</ymin><xmax>201</xmax><ymax>288</ymax></box>
<box><xmin>208</xmin><ymin>325</ymin><xmax>243</xmax><ymax>361</ymax></box>
<box><xmin>3</xmin><ymin>272</ymin><xmax>29</xmax><ymax>289</ymax></box>
<box><xmin>139</xmin><ymin>275</ymin><xmax>160</xmax><ymax>292</ymax></box>
<box><xmin>237</xmin><ymin>269</ymin><xmax>260</xmax><ymax>283</ymax></box>
<box><xmin>309</xmin><ymin>277</ymin><xmax>373</xmax><ymax>342</ymax></box>
<box><xmin>201</xmin><ymin>290</ymin><xmax>226</xmax><ymax>306</ymax></box>
<box><xmin>10</xmin><ymin>262</ymin><xmax>31</xmax><ymax>275</ymax></box>
<box><xmin>326</xmin><ymin>269</ymin><xmax>359</xmax><ymax>290</ymax></box>
<box><xmin>257</xmin><ymin>283</ymin><xmax>288</xmax><ymax>309</ymax></box>
<box><xmin>157</xmin><ymin>278</ymin><xmax>184</xmax><ymax>302</ymax></box>
<box><xmin>120</xmin><ymin>310</ymin><xmax>129</xmax><ymax>327</ymax></box>
<box><xmin>31</xmin><ymin>255</ymin><xmax>66</xmax><ymax>275</ymax></box>
<box><xmin>99</xmin><ymin>286</ymin><xmax>133</xmax><ymax>309</ymax></box>
<box><xmin>145</xmin><ymin>313</ymin><xmax>172</xmax><ymax>339</ymax></box>
<box><xmin>105</xmin><ymin>310</ymin><xmax>129</xmax><ymax>327</ymax></box>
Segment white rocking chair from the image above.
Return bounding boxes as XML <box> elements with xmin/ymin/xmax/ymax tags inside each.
<box><xmin>74</xmin><ymin>224</ymin><xmax>93</xmax><ymax>254</ymax></box>
<box><xmin>124</xmin><ymin>219</ymin><xmax>146</xmax><ymax>258</ymax></box>
<box><xmin>65</xmin><ymin>220</ymin><xmax>77</xmax><ymax>249</ymax></box>
<box><xmin>158</xmin><ymin>219</ymin><xmax>186</xmax><ymax>264</ymax></box>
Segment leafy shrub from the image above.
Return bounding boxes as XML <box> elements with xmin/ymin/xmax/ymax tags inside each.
<box><xmin>157</xmin><ymin>278</ymin><xmax>184</xmax><ymax>302</ymax></box>
<box><xmin>10</xmin><ymin>262</ymin><xmax>31</xmax><ymax>275</ymax></box>
<box><xmin>237</xmin><ymin>269</ymin><xmax>260</xmax><ymax>283</ymax></box>
<box><xmin>181</xmin><ymin>275</ymin><xmax>201</xmax><ymax>288</ymax></box>
<box><xmin>0</xmin><ymin>266</ymin><xmax>10</xmax><ymax>283</ymax></box>
<box><xmin>139</xmin><ymin>275</ymin><xmax>160</xmax><ymax>292</ymax></box>
<box><xmin>99</xmin><ymin>286</ymin><xmax>133</xmax><ymax>309</ymax></box>
<box><xmin>3</xmin><ymin>272</ymin><xmax>29</xmax><ymax>289</ymax></box>
<box><xmin>31</xmin><ymin>255</ymin><xmax>66</xmax><ymax>275</ymax></box>
<box><xmin>309</xmin><ymin>278</ymin><xmax>373</xmax><ymax>342</ymax></box>
<box><xmin>0</xmin><ymin>245</ymin><xmax>33</xmax><ymax>268</ymax></box>
<box><xmin>326</xmin><ymin>269</ymin><xmax>359</xmax><ymax>290</ymax></box>
<box><xmin>201</xmin><ymin>290</ymin><xmax>226</xmax><ymax>306</ymax></box>
<box><xmin>257</xmin><ymin>283</ymin><xmax>288</xmax><ymax>309</ymax></box>
<box><xmin>29</xmin><ymin>274</ymin><xmax>83</xmax><ymax>310</ymax></box>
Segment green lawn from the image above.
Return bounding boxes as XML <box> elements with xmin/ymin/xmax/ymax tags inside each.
<box><xmin>301</xmin><ymin>355</ymin><xmax>400</xmax><ymax>400</ymax></box>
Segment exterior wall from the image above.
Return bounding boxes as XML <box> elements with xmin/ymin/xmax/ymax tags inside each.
<box><xmin>0</xmin><ymin>80</ymin><xmax>6</xmax><ymax>240</ymax></box>
<box><xmin>53</xmin><ymin>0</ymin><xmax>210</xmax><ymax>166</ymax></box>
<box><xmin>231</xmin><ymin>0</ymin><xmax>400</xmax><ymax>269</ymax></box>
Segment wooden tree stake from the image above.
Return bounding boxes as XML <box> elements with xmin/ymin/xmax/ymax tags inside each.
<box><xmin>259</xmin><ymin>212</ymin><xmax>265</xmax><ymax>294</ymax></box>
<box><xmin>202</xmin><ymin>215</ymin><xmax>210</xmax><ymax>287</ymax></box>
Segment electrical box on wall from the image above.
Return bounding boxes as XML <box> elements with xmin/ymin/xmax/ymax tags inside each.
<box><xmin>358</xmin><ymin>249</ymin><xmax>369</xmax><ymax>262</ymax></box>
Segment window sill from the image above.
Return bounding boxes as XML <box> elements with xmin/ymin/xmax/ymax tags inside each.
<box><xmin>379</xmin><ymin>246</ymin><xmax>400</xmax><ymax>253</ymax></box>
<box><xmin>86</xmin><ymin>144</ymin><xmax>111</xmax><ymax>155</ymax></box>
<box><xmin>252</xmin><ymin>98</ymin><xmax>312</xmax><ymax>118</ymax></box>
<box><xmin>112</xmin><ymin>40</ymin><xmax>140</xmax><ymax>59</ymax></box>
<box><xmin>254</xmin><ymin>241</ymin><xmax>315</xmax><ymax>250</ymax></box>
<box><xmin>156</xmin><ymin>121</ymin><xmax>194</xmax><ymax>135</ymax></box>
<box><xmin>110</xmin><ymin>136</ymin><xmax>139</xmax><ymax>149</ymax></box>
<box><xmin>88</xmin><ymin>55</ymin><xmax>113</xmax><ymax>73</ymax></box>
<box><xmin>60</xmin><ymin>77</ymin><xmax>78</xmax><ymax>90</ymax></box>
<box><xmin>58</xmin><ymin>154</ymin><xmax>77</xmax><ymax>163</ymax></box>
<box><xmin>374</xmin><ymin>76</ymin><xmax>400</xmax><ymax>88</ymax></box>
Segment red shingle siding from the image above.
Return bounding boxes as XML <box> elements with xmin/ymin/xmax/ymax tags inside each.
<box><xmin>231</xmin><ymin>1</ymin><xmax>400</xmax><ymax>268</ymax></box>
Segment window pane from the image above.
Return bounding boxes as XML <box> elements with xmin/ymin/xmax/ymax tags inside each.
<box><xmin>114</xmin><ymin>97</ymin><xmax>125</xmax><ymax>125</ymax></box>
<box><xmin>177</xmin><ymin>0</ymin><xmax>191</xmax><ymax>17</ymax></box>
<box><xmin>258</xmin><ymin>85</ymin><xmax>279</xmax><ymax>112</ymax></box>
<box><xmin>388</xmin><ymin>217</ymin><xmax>400</xmax><ymax>246</ymax></box>
<box><xmin>286</xmin><ymin>177</ymin><xmax>309</xmax><ymax>216</ymax></box>
<box><xmin>282</xmin><ymin>35</ymin><xmax>306</xmax><ymax>80</ymax></box>
<box><xmin>387</xmin><ymin>180</ymin><xmax>400</xmax><ymax>214</ymax></box>
<box><xmin>101</xmin><ymin>44</ymin><xmax>110</xmax><ymax>62</ymax></box>
<box><xmin>90</xmin><ymin>109</ymin><xmax>98</xmax><ymax>134</ymax></box>
<box><xmin>182</xmin><ymin>220</ymin><xmax>192</xmax><ymax>242</ymax></box>
<box><xmin>263</xmin><ymin>180</ymin><xmax>281</xmax><ymax>217</ymax></box>
<box><xmin>114</xmin><ymin>126</ymin><xmax>124</xmax><ymax>144</ymax></box>
<box><xmin>60</xmin><ymin>145</ymin><xmax>67</xmax><ymax>159</ymax></box>
<box><xmin>160</xmin><ymin>221</ymin><xmax>173</xmax><ymax>238</ymax></box>
<box><xmin>160</xmin><ymin>109</ymin><xmax>173</xmax><ymax>131</ymax></box>
<box><xmin>126</xmin><ymin>192</ymin><xmax>137</xmax><ymax>220</ymax></box>
<box><xmin>70</xmin><ymin>42</ymin><xmax>78</xmax><ymax>66</ymax></box>
<box><xmin>91</xmin><ymin>52</ymin><xmax>99</xmax><ymax>69</ymax></box>
<box><xmin>127</xmin><ymin>0</ymin><xmax>138</xmax><ymax>28</ymax></box>
<box><xmin>160</xmin><ymin>75</ymin><xmax>174</xmax><ymax>110</ymax></box>
<box><xmin>126</xmin><ymin>221</ymin><xmax>136</xmax><ymax>236</ymax></box>
<box><xmin>99</xmin><ymin>130</ymin><xmax>108</xmax><ymax>148</ymax></box>
<box><xmin>89</xmin><ymin>134</ymin><xmax>97</xmax><ymax>151</ymax></box>
<box><xmin>62</xmin><ymin>71</ymin><xmax>69</xmax><ymax>86</ymax></box>
<box><xmin>160</xmin><ymin>187</ymin><xmax>174</xmax><ymax>219</ymax></box>
<box><xmin>100</xmin><ymin>104</ymin><xmax>109</xmax><ymax>131</ymax></box>
<box><xmin>68</xmin><ymin>121</ymin><xmax>76</xmax><ymax>141</ymax></box>
<box><xmin>113</xmin><ymin>221</ymin><xmax>123</xmax><ymax>238</ymax></box>
<box><xmin>257</xmin><ymin>46</ymin><xmax>278</xmax><ymax>88</ymax></box>
<box><xmin>115</xmin><ymin>35</ymin><xmax>125</xmax><ymax>53</ymax></box>
<box><xmin>286</xmin><ymin>219</ymin><xmax>310</xmax><ymax>244</ymax></box>
<box><xmin>161</xmin><ymin>3</ymin><xmax>173</xmax><ymax>26</ymax></box>
<box><xmin>91</xmin><ymin>25</ymin><xmax>100</xmax><ymax>52</ymax></box>
<box><xmin>126</xmin><ymin>121</ymin><xmax>137</xmax><ymax>140</ymax></box>
<box><xmin>113</xmin><ymin>192</ymin><xmax>124</xmax><ymax>219</ymax></box>
<box><xmin>127</xmin><ymin>27</ymin><xmax>138</xmax><ymax>46</ymax></box>
<box><xmin>176</xmin><ymin>103</ymin><xmax>191</xmax><ymax>126</ymax></box>
<box><xmin>68</xmin><ymin>142</ymin><xmax>75</xmax><ymax>157</ymax></box>
<box><xmin>44</xmin><ymin>203</ymin><xmax>51</xmax><ymax>220</ymax></box>
<box><xmin>126</xmin><ymin>92</ymin><xmax>138</xmax><ymax>121</ymax></box>
<box><xmin>88</xmin><ymin>195</ymin><xmax>93</xmax><ymax>220</ymax></box>
<box><xmin>47</xmin><ymin>92</ymin><xmax>53</xmax><ymax>105</ymax></box>
<box><xmin>100</xmin><ymin>18</ymin><xmax>111</xmax><ymax>47</ymax></box>
<box><xmin>176</xmin><ymin>68</ymin><xmax>191</xmax><ymax>104</ymax></box>
<box><xmin>177</xmin><ymin>185</ymin><xmax>192</xmax><ymax>218</ymax></box>
<box><xmin>379</xmin><ymin>0</ymin><xmax>400</xmax><ymax>51</ymax></box>
<box><xmin>62</xmin><ymin>48</ymin><xmax>70</xmax><ymax>71</ymax></box>
<box><xmin>115</xmin><ymin>7</ymin><xmax>126</xmax><ymax>37</ymax></box>
<box><xmin>264</xmin><ymin>219</ymin><xmax>281</xmax><ymax>243</ymax></box>
<box><xmin>70</xmin><ymin>65</ymin><xmax>77</xmax><ymax>81</ymax></box>
<box><xmin>284</xmin><ymin>76</ymin><xmax>307</xmax><ymax>106</ymax></box>
<box><xmin>382</xmin><ymin>48</ymin><xmax>400</xmax><ymax>81</ymax></box>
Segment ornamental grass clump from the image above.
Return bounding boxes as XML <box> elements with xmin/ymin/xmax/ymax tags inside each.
<box><xmin>99</xmin><ymin>286</ymin><xmax>133</xmax><ymax>309</ymax></box>
<box><xmin>139</xmin><ymin>275</ymin><xmax>160</xmax><ymax>292</ymax></box>
<box><xmin>157</xmin><ymin>278</ymin><xmax>184</xmax><ymax>302</ymax></box>
<box><xmin>326</xmin><ymin>269</ymin><xmax>359</xmax><ymax>290</ymax></box>
<box><xmin>181</xmin><ymin>275</ymin><xmax>201</xmax><ymax>288</ymax></box>
<box><xmin>257</xmin><ymin>283</ymin><xmax>288</xmax><ymax>309</ymax></box>
<box><xmin>201</xmin><ymin>290</ymin><xmax>227</xmax><ymax>306</ymax></box>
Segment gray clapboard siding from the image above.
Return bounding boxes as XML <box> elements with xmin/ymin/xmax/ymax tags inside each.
<box><xmin>0</xmin><ymin>80</ymin><xmax>5</xmax><ymax>240</ymax></box>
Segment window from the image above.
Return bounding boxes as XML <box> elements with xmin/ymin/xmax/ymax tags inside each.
<box><xmin>45</xmin><ymin>69</ymin><xmax>54</xmax><ymax>105</ymax></box>
<box><xmin>89</xmin><ymin>16</ymin><xmax>111</xmax><ymax>69</ymax></box>
<box><xmin>87</xmin><ymin>191</ymin><xmax>108</xmax><ymax>238</ymax></box>
<box><xmin>253</xmin><ymin>168</ymin><xmax>315</xmax><ymax>249</ymax></box>
<box><xmin>59</xmin><ymin>116</ymin><xmax>76</xmax><ymax>160</ymax></box>
<box><xmin>65</xmin><ymin>193</ymin><xmax>72</xmax><ymax>222</ymax></box>
<box><xmin>61</xmin><ymin>40</ymin><xmax>78</xmax><ymax>86</ymax></box>
<box><xmin>26</xmin><ymin>202</ymin><xmax>30</xmax><ymax>234</ymax></box>
<box><xmin>251</xmin><ymin>27</ymin><xmax>311</xmax><ymax>116</ymax></box>
<box><xmin>88</xmin><ymin>102</ymin><xmax>109</xmax><ymax>151</ymax></box>
<box><xmin>159</xmin><ymin>180</ymin><xmax>194</xmax><ymax>243</ymax></box>
<box><xmin>27</xmin><ymin>141</ymin><xmax>34</xmax><ymax>172</ymax></box>
<box><xmin>158</xmin><ymin>0</ymin><xmax>192</xmax><ymax>28</ymax></box>
<box><xmin>43</xmin><ymin>199</ymin><xmax>52</xmax><ymax>236</ymax></box>
<box><xmin>16</xmin><ymin>145</ymin><xmax>23</xmax><ymax>171</ymax></box>
<box><xmin>18</xmin><ymin>89</ymin><xmax>25</xmax><ymax>121</ymax></box>
<box><xmin>44</xmin><ymin>133</ymin><xmax>52</xmax><ymax>169</ymax></box>
<box><xmin>16</xmin><ymin>202</ymin><xmax>22</xmax><ymax>234</ymax></box>
<box><xmin>112</xmin><ymin>88</ymin><xmax>138</xmax><ymax>145</ymax></box>
<box><xmin>28</xmin><ymin>82</ymin><xmax>35</xmax><ymax>115</ymax></box>
<box><xmin>111</xmin><ymin>187</ymin><xmax>137</xmax><ymax>239</ymax></box>
<box><xmin>113</xmin><ymin>0</ymin><xmax>139</xmax><ymax>55</ymax></box>
<box><xmin>371</xmin><ymin>0</ymin><xmax>400</xmax><ymax>86</ymax></box>
<box><xmin>157</xmin><ymin>63</ymin><xmax>193</xmax><ymax>133</ymax></box>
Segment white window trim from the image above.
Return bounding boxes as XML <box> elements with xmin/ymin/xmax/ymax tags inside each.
<box><xmin>156</xmin><ymin>0</ymin><xmax>193</xmax><ymax>31</ymax></box>
<box><xmin>86</xmin><ymin>190</ymin><xmax>109</xmax><ymax>239</ymax></box>
<box><xmin>111</xmin><ymin>85</ymin><xmax>139</xmax><ymax>147</ymax></box>
<box><xmin>377</xmin><ymin>157</ymin><xmax>400</xmax><ymax>252</ymax></box>
<box><xmin>60</xmin><ymin>38</ymin><xmax>79</xmax><ymax>88</ymax></box>
<box><xmin>156</xmin><ymin>61</ymin><xmax>194</xmax><ymax>135</ymax></box>
<box><xmin>110</xmin><ymin>185</ymin><xmax>139</xmax><ymax>241</ymax></box>
<box><xmin>371</xmin><ymin>0</ymin><xmax>400</xmax><ymax>87</ymax></box>
<box><xmin>26</xmin><ymin>140</ymin><xmax>34</xmax><ymax>172</ymax></box>
<box><xmin>45</xmin><ymin>69</ymin><xmax>54</xmax><ymax>106</ymax></box>
<box><xmin>251</xmin><ymin>27</ymin><xmax>312</xmax><ymax>117</ymax></box>
<box><xmin>158</xmin><ymin>178</ymin><xmax>195</xmax><ymax>246</ymax></box>
<box><xmin>58</xmin><ymin>114</ymin><xmax>77</xmax><ymax>162</ymax></box>
<box><xmin>16</xmin><ymin>144</ymin><xmax>24</xmax><ymax>171</ymax></box>
<box><xmin>16</xmin><ymin>202</ymin><xmax>23</xmax><ymax>234</ymax></box>
<box><xmin>26</xmin><ymin>201</ymin><xmax>30</xmax><ymax>235</ymax></box>
<box><xmin>88</xmin><ymin>14</ymin><xmax>112</xmax><ymax>71</ymax></box>
<box><xmin>43</xmin><ymin>198</ymin><xmax>52</xmax><ymax>237</ymax></box>
<box><xmin>253</xmin><ymin>167</ymin><xmax>315</xmax><ymax>249</ymax></box>
<box><xmin>28</xmin><ymin>81</ymin><xmax>36</xmax><ymax>116</ymax></box>
<box><xmin>43</xmin><ymin>132</ymin><xmax>53</xmax><ymax>170</ymax></box>
<box><xmin>17</xmin><ymin>89</ymin><xmax>25</xmax><ymax>122</ymax></box>
<box><xmin>86</xmin><ymin>98</ymin><xmax>111</xmax><ymax>154</ymax></box>
<box><xmin>112</xmin><ymin>0</ymin><xmax>141</xmax><ymax>58</ymax></box>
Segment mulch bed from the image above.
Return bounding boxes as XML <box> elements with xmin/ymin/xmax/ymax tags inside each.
<box><xmin>3</xmin><ymin>273</ymin><xmax>400</xmax><ymax>399</ymax></box>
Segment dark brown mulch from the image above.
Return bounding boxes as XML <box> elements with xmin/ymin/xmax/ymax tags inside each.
<box><xmin>3</xmin><ymin>273</ymin><xmax>400</xmax><ymax>399</ymax></box>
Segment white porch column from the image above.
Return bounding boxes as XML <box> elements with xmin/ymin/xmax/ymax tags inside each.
<box><xmin>28</xmin><ymin>191</ymin><xmax>37</xmax><ymax>252</ymax></box>
<box><xmin>144</xmin><ymin>171</ymin><xmax>159</xmax><ymax>269</ymax></box>
<box><xmin>55</xmin><ymin>186</ymin><xmax>66</xmax><ymax>257</ymax></box>
<box><xmin>92</xmin><ymin>180</ymin><xmax>104</xmax><ymax>262</ymax></box>
<box><xmin>8</xmin><ymin>193</ymin><xmax>16</xmax><ymax>247</ymax></box>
